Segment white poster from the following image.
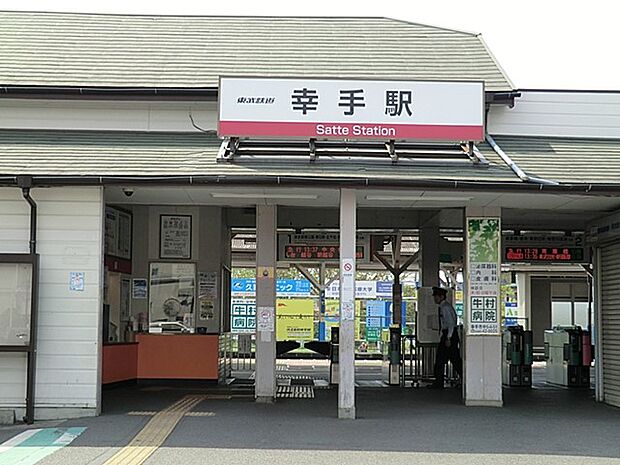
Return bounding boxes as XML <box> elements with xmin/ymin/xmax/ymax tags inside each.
<box><xmin>160</xmin><ymin>215</ymin><xmax>192</xmax><ymax>259</ymax></box>
<box><xmin>257</xmin><ymin>306</ymin><xmax>275</xmax><ymax>332</ymax></box>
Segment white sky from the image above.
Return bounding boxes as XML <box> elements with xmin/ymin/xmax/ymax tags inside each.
<box><xmin>1</xmin><ymin>0</ymin><xmax>619</xmax><ymax>90</ymax></box>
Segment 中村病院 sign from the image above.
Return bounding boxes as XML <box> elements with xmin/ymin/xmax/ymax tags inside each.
<box><xmin>218</xmin><ymin>77</ymin><xmax>484</xmax><ymax>141</ymax></box>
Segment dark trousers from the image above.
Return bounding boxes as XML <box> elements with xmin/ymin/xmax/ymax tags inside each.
<box><xmin>433</xmin><ymin>331</ymin><xmax>463</xmax><ymax>385</ymax></box>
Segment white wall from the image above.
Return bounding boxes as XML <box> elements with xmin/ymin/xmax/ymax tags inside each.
<box><xmin>0</xmin><ymin>99</ymin><xmax>217</xmax><ymax>132</ymax></box>
<box><xmin>488</xmin><ymin>91</ymin><xmax>620</xmax><ymax>139</ymax></box>
<box><xmin>0</xmin><ymin>187</ymin><xmax>103</xmax><ymax>420</ymax></box>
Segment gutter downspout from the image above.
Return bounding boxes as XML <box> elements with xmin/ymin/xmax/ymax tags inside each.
<box><xmin>486</xmin><ymin>134</ymin><xmax>559</xmax><ymax>186</ymax></box>
<box><xmin>16</xmin><ymin>176</ymin><xmax>38</xmax><ymax>424</ymax></box>
<box><xmin>21</xmin><ymin>186</ymin><xmax>37</xmax><ymax>255</ymax></box>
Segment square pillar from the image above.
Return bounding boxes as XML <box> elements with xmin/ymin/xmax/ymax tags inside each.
<box><xmin>255</xmin><ymin>205</ymin><xmax>277</xmax><ymax>402</ymax></box>
<box><xmin>463</xmin><ymin>207</ymin><xmax>503</xmax><ymax>407</ymax></box>
<box><xmin>419</xmin><ymin>218</ymin><xmax>440</xmax><ymax>287</ymax></box>
<box><xmin>339</xmin><ymin>189</ymin><xmax>356</xmax><ymax>419</ymax></box>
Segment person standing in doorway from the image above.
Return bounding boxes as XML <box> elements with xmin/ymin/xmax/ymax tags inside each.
<box><xmin>428</xmin><ymin>286</ymin><xmax>463</xmax><ymax>389</ymax></box>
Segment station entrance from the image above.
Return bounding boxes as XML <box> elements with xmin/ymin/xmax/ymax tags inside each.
<box><xmin>100</xmin><ymin>184</ymin><xmax>612</xmax><ymax>416</ymax></box>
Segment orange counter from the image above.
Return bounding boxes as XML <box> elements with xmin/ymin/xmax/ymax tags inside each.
<box><xmin>102</xmin><ymin>343</ymin><xmax>138</xmax><ymax>384</ymax></box>
<box><xmin>136</xmin><ymin>333</ymin><xmax>220</xmax><ymax>380</ymax></box>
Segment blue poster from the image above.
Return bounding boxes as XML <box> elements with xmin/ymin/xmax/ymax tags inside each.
<box><xmin>231</xmin><ymin>278</ymin><xmax>312</xmax><ymax>297</ymax></box>
<box><xmin>376</xmin><ymin>281</ymin><xmax>393</xmax><ymax>297</ymax></box>
<box><xmin>366</xmin><ymin>300</ymin><xmax>388</xmax><ymax>328</ymax></box>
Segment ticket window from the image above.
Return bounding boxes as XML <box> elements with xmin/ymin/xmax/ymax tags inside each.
<box><xmin>551</xmin><ymin>281</ymin><xmax>589</xmax><ymax>329</ymax></box>
<box><xmin>149</xmin><ymin>262</ymin><xmax>196</xmax><ymax>332</ymax></box>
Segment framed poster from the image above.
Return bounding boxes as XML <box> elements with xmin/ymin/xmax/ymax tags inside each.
<box><xmin>104</xmin><ymin>206</ymin><xmax>132</xmax><ymax>260</ymax></box>
<box><xmin>160</xmin><ymin>215</ymin><xmax>192</xmax><ymax>259</ymax></box>
<box><xmin>132</xmin><ymin>278</ymin><xmax>147</xmax><ymax>299</ymax></box>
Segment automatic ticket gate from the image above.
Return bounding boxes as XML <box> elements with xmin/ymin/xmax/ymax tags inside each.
<box><xmin>329</xmin><ymin>326</ymin><xmax>339</xmax><ymax>385</ymax></box>
<box><xmin>544</xmin><ymin>327</ymin><xmax>592</xmax><ymax>388</ymax></box>
<box><xmin>382</xmin><ymin>325</ymin><xmax>401</xmax><ymax>385</ymax></box>
<box><xmin>502</xmin><ymin>326</ymin><xmax>533</xmax><ymax>387</ymax></box>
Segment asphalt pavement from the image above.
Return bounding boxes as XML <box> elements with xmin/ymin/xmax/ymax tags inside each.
<box><xmin>0</xmin><ymin>361</ymin><xmax>618</xmax><ymax>465</ymax></box>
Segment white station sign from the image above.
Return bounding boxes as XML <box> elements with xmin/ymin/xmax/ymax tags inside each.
<box><xmin>218</xmin><ymin>77</ymin><xmax>484</xmax><ymax>142</ymax></box>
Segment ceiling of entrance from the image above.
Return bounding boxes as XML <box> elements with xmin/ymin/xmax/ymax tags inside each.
<box><xmin>106</xmin><ymin>185</ymin><xmax>620</xmax><ymax>213</ymax></box>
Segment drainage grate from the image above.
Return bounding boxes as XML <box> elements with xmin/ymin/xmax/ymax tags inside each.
<box><xmin>276</xmin><ymin>385</ymin><xmax>315</xmax><ymax>399</ymax></box>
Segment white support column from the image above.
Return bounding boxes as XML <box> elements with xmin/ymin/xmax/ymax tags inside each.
<box><xmin>516</xmin><ymin>272</ymin><xmax>531</xmax><ymax>330</ymax></box>
<box><xmin>339</xmin><ymin>189</ymin><xmax>356</xmax><ymax>419</ymax></box>
<box><xmin>464</xmin><ymin>207</ymin><xmax>503</xmax><ymax>407</ymax></box>
<box><xmin>255</xmin><ymin>205</ymin><xmax>277</xmax><ymax>402</ymax></box>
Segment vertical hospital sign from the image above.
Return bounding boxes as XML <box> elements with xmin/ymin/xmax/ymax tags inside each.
<box><xmin>218</xmin><ymin>77</ymin><xmax>484</xmax><ymax>142</ymax></box>
<box><xmin>466</xmin><ymin>217</ymin><xmax>501</xmax><ymax>335</ymax></box>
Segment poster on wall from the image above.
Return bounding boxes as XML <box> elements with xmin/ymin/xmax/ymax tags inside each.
<box><xmin>198</xmin><ymin>271</ymin><xmax>218</xmax><ymax>321</ymax></box>
<box><xmin>231</xmin><ymin>299</ymin><xmax>256</xmax><ymax>333</ymax></box>
<box><xmin>466</xmin><ymin>217</ymin><xmax>501</xmax><ymax>335</ymax></box>
<box><xmin>121</xmin><ymin>278</ymin><xmax>131</xmax><ymax>321</ymax></box>
<box><xmin>104</xmin><ymin>206</ymin><xmax>132</xmax><ymax>260</ymax></box>
<box><xmin>69</xmin><ymin>272</ymin><xmax>85</xmax><ymax>292</ymax></box>
<box><xmin>105</xmin><ymin>208</ymin><xmax>118</xmax><ymax>257</ymax></box>
<box><xmin>275</xmin><ymin>299</ymin><xmax>315</xmax><ymax>341</ymax></box>
<box><xmin>132</xmin><ymin>278</ymin><xmax>147</xmax><ymax>299</ymax></box>
<box><xmin>160</xmin><ymin>215</ymin><xmax>192</xmax><ymax>259</ymax></box>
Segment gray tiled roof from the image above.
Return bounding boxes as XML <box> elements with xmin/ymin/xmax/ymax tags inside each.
<box><xmin>0</xmin><ymin>130</ymin><xmax>518</xmax><ymax>183</ymax></box>
<box><xmin>2</xmin><ymin>130</ymin><xmax>619</xmax><ymax>185</ymax></box>
<box><xmin>0</xmin><ymin>11</ymin><xmax>513</xmax><ymax>91</ymax></box>
<box><xmin>479</xmin><ymin>135</ymin><xmax>620</xmax><ymax>184</ymax></box>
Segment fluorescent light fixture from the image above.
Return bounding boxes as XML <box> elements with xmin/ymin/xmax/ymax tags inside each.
<box><xmin>211</xmin><ymin>192</ymin><xmax>319</xmax><ymax>199</ymax></box>
<box><xmin>365</xmin><ymin>195</ymin><xmax>472</xmax><ymax>202</ymax></box>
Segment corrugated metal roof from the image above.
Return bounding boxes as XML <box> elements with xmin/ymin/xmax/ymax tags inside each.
<box><xmin>0</xmin><ymin>130</ymin><xmax>517</xmax><ymax>183</ymax></box>
<box><xmin>480</xmin><ymin>135</ymin><xmax>620</xmax><ymax>184</ymax></box>
<box><xmin>0</xmin><ymin>11</ymin><xmax>513</xmax><ymax>91</ymax></box>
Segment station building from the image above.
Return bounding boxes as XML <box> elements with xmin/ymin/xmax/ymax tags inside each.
<box><xmin>0</xmin><ymin>11</ymin><xmax>619</xmax><ymax>422</ymax></box>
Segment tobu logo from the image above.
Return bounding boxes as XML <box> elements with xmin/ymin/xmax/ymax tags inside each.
<box><xmin>236</xmin><ymin>96</ymin><xmax>276</xmax><ymax>104</ymax></box>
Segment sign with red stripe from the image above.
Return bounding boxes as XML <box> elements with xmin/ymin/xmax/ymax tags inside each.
<box><xmin>218</xmin><ymin>77</ymin><xmax>484</xmax><ymax>142</ymax></box>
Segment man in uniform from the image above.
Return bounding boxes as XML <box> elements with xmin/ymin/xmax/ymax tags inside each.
<box><xmin>428</xmin><ymin>286</ymin><xmax>463</xmax><ymax>389</ymax></box>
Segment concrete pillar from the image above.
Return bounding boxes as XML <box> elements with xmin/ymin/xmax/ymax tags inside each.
<box><xmin>255</xmin><ymin>205</ymin><xmax>277</xmax><ymax>402</ymax></box>
<box><xmin>339</xmin><ymin>189</ymin><xmax>356</xmax><ymax>419</ymax></box>
<box><xmin>463</xmin><ymin>207</ymin><xmax>502</xmax><ymax>407</ymax></box>
<box><xmin>198</xmin><ymin>207</ymin><xmax>225</xmax><ymax>333</ymax></box>
<box><xmin>516</xmin><ymin>272</ymin><xmax>531</xmax><ymax>330</ymax></box>
<box><xmin>420</xmin><ymin>219</ymin><xmax>440</xmax><ymax>287</ymax></box>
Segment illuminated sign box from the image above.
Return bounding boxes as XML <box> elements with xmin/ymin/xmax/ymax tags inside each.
<box><xmin>277</xmin><ymin>233</ymin><xmax>370</xmax><ymax>263</ymax></box>
<box><xmin>502</xmin><ymin>234</ymin><xmax>588</xmax><ymax>264</ymax></box>
<box><xmin>218</xmin><ymin>77</ymin><xmax>484</xmax><ymax>142</ymax></box>
<box><xmin>284</xmin><ymin>244</ymin><xmax>365</xmax><ymax>260</ymax></box>
<box><xmin>504</xmin><ymin>247</ymin><xmax>586</xmax><ymax>263</ymax></box>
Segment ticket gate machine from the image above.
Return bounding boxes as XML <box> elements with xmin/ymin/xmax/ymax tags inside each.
<box><xmin>544</xmin><ymin>327</ymin><xmax>592</xmax><ymax>388</ymax></box>
<box><xmin>329</xmin><ymin>326</ymin><xmax>339</xmax><ymax>385</ymax></box>
<box><xmin>502</xmin><ymin>326</ymin><xmax>533</xmax><ymax>387</ymax></box>
<box><xmin>382</xmin><ymin>325</ymin><xmax>401</xmax><ymax>385</ymax></box>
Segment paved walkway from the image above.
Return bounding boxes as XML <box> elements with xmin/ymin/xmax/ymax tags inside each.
<box><xmin>0</xmin><ymin>381</ymin><xmax>618</xmax><ymax>465</ymax></box>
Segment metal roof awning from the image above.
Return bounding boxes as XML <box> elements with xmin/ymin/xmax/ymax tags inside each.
<box><xmin>217</xmin><ymin>138</ymin><xmax>490</xmax><ymax>166</ymax></box>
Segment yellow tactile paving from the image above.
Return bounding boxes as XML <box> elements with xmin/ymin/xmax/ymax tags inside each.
<box><xmin>103</xmin><ymin>394</ymin><xmax>206</xmax><ymax>465</ymax></box>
